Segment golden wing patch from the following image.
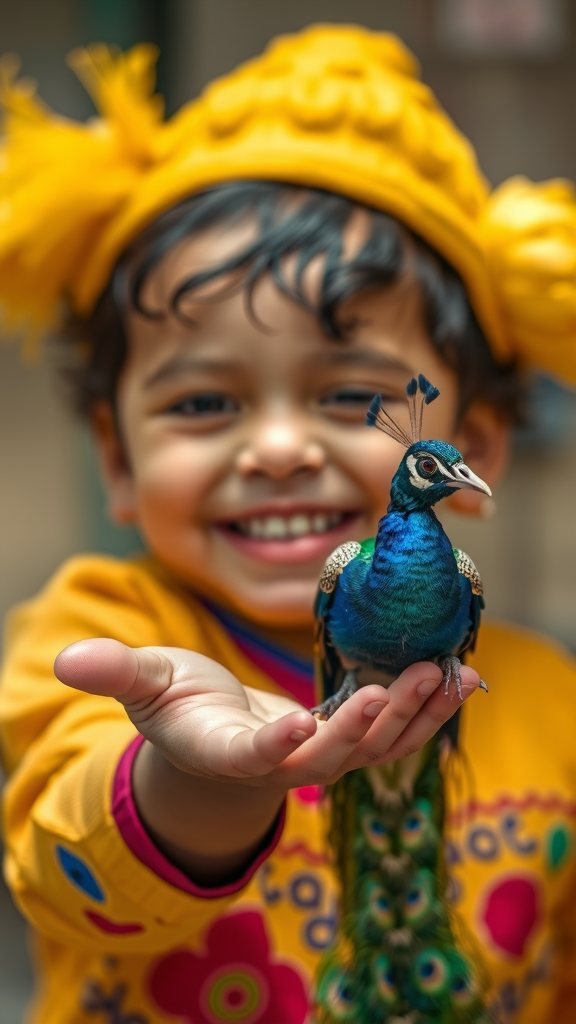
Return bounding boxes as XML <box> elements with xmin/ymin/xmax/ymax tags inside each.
<box><xmin>319</xmin><ymin>541</ymin><xmax>362</xmax><ymax>594</ymax></box>
<box><xmin>454</xmin><ymin>548</ymin><xmax>483</xmax><ymax>596</ymax></box>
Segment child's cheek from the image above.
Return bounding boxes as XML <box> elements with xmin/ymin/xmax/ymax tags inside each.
<box><xmin>135</xmin><ymin>440</ymin><xmax>215</xmax><ymax>509</ymax></box>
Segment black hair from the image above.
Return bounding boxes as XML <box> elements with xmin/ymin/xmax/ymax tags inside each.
<box><xmin>61</xmin><ymin>180</ymin><xmax>524</xmax><ymax>420</ymax></box>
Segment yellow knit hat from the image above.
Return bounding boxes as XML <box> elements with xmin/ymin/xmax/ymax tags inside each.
<box><xmin>1</xmin><ymin>25</ymin><xmax>575</xmax><ymax>381</ymax></box>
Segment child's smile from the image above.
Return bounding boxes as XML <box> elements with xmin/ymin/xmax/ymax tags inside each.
<box><xmin>217</xmin><ymin>504</ymin><xmax>360</xmax><ymax>563</ymax></box>
<box><xmin>96</xmin><ymin>223</ymin><xmax>461</xmax><ymax>630</ymax></box>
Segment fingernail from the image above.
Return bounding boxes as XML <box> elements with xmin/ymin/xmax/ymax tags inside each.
<box><xmin>417</xmin><ymin>678</ymin><xmax>440</xmax><ymax>697</ymax></box>
<box><xmin>364</xmin><ymin>701</ymin><xmax>387</xmax><ymax>719</ymax></box>
<box><xmin>289</xmin><ymin>729</ymin><xmax>309</xmax><ymax>742</ymax></box>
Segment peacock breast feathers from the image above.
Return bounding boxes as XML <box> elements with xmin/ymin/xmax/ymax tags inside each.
<box><xmin>314</xmin><ymin>529</ymin><xmax>484</xmax><ymax>699</ymax></box>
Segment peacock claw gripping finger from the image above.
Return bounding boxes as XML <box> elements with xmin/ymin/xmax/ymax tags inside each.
<box><xmin>440</xmin><ymin>655</ymin><xmax>463</xmax><ymax>701</ymax></box>
<box><xmin>310</xmin><ymin>669</ymin><xmax>358</xmax><ymax>720</ymax></box>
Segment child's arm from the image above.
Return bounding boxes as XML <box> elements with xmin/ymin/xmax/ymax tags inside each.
<box><xmin>55</xmin><ymin>639</ymin><xmax>479</xmax><ymax>887</ymax></box>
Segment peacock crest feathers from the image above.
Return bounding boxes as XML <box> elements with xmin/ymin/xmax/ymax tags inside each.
<box><xmin>366</xmin><ymin>374</ymin><xmax>440</xmax><ymax>448</ymax></box>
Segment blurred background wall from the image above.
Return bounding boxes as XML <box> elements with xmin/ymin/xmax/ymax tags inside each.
<box><xmin>1</xmin><ymin>1</ymin><xmax>575</xmax><ymax>1020</ymax></box>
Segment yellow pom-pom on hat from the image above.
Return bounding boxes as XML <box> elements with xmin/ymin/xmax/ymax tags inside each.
<box><xmin>0</xmin><ymin>44</ymin><xmax>165</xmax><ymax>347</ymax></box>
<box><xmin>1</xmin><ymin>23</ymin><xmax>575</xmax><ymax>384</ymax></box>
<box><xmin>483</xmin><ymin>177</ymin><xmax>576</xmax><ymax>384</ymax></box>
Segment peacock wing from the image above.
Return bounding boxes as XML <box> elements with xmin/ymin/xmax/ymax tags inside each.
<box><xmin>313</xmin><ymin>539</ymin><xmax>372</xmax><ymax>704</ymax></box>
<box><xmin>453</xmin><ymin>547</ymin><xmax>485</xmax><ymax>656</ymax></box>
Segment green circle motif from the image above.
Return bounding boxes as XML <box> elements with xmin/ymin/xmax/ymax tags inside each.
<box><xmin>208</xmin><ymin>970</ymin><xmax>261</xmax><ymax>1021</ymax></box>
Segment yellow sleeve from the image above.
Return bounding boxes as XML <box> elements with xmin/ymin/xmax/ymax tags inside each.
<box><xmin>0</xmin><ymin>555</ymin><xmax>250</xmax><ymax>953</ymax></box>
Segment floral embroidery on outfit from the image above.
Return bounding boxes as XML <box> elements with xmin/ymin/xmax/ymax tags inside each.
<box><xmin>148</xmin><ymin>910</ymin><xmax>309</xmax><ymax>1023</ymax></box>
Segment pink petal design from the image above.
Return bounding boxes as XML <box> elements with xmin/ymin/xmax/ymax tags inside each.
<box><xmin>482</xmin><ymin>875</ymin><xmax>542</xmax><ymax>958</ymax></box>
<box><xmin>148</xmin><ymin>910</ymin><xmax>309</xmax><ymax>1023</ymax></box>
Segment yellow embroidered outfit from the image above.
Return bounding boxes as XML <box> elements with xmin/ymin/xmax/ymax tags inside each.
<box><xmin>0</xmin><ymin>554</ymin><xmax>575</xmax><ymax>1024</ymax></box>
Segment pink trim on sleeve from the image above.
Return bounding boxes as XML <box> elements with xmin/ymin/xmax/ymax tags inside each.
<box><xmin>112</xmin><ymin>735</ymin><xmax>286</xmax><ymax>898</ymax></box>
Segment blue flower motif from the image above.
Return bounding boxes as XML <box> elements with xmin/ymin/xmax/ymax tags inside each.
<box><xmin>55</xmin><ymin>845</ymin><xmax>105</xmax><ymax>902</ymax></box>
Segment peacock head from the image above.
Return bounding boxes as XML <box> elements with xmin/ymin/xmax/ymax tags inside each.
<box><xmin>390</xmin><ymin>438</ymin><xmax>491</xmax><ymax>512</ymax></box>
<box><xmin>366</xmin><ymin>376</ymin><xmax>492</xmax><ymax>514</ymax></box>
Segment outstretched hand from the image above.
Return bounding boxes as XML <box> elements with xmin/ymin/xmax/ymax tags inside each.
<box><xmin>55</xmin><ymin>639</ymin><xmax>480</xmax><ymax>790</ymax></box>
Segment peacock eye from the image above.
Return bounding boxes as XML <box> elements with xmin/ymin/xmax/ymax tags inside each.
<box><xmin>418</xmin><ymin>457</ymin><xmax>437</xmax><ymax>477</ymax></box>
<box><xmin>360</xmin><ymin>810</ymin><xmax>391</xmax><ymax>853</ymax></box>
<box><xmin>322</xmin><ymin>968</ymin><xmax>356</xmax><ymax>1020</ymax></box>
<box><xmin>366</xmin><ymin>880</ymin><xmax>394</xmax><ymax>929</ymax></box>
<box><xmin>451</xmin><ymin>973</ymin><xmax>475</xmax><ymax>1006</ymax></box>
<box><xmin>449</xmin><ymin>953</ymin><xmax>476</xmax><ymax>1006</ymax></box>
<box><xmin>372</xmin><ymin>953</ymin><xmax>398</xmax><ymax>1006</ymax></box>
<box><xmin>414</xmin><ymin>949</ymin><xmax>449</xmax><ymax>995</ymax></box>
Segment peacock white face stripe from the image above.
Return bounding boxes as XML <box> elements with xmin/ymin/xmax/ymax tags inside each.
<box><xmin>406</xmin><ymin>453</ymin><xmax>459</xmax><ymax>490</ymax></box>
<box><xmin>406</xmin><ymin>453</ymin><xmax>441</xmax><ymax>489</ymax></box>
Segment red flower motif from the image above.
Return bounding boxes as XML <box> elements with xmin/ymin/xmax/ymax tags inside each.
<box><xmin>481</xmin><ymin>874</ymin><xmax>542</xmax><ymax>958</ymax></box>
<box><xmin>148</xmin><ymin>910</ymin><xmax>309</xmax><ymax>1023</ymax></box>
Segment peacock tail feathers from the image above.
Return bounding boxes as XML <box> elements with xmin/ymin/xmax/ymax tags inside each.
<box><xmin>315</xmin><ymin>736</ymin><xmax>494</xmax><ymax>1023</ymax></box>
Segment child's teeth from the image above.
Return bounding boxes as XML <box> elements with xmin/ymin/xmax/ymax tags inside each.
<box><xmin>262</xmin><ymin>516</ymin><xmax>287</xmax><ymax>539</ymax></box>
<box><xmin>237</xmin><ymin>512</ymin><xmax>345</xmax><ymax>539</ymax></box>
<box><xmin>287</xmin><ymin>513</ymin><xmax>309</xmax><ymax>536</ymax></box>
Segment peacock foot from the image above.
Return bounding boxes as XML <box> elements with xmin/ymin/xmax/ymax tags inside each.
<box><xmin>310</xmin><ymin>670</ymin><xmax>358</xmax><ymax>720</ymax></box>
<box><xmin>439</xmin><ymin>655</ymin><xmax>463</xmax><ymax>701</ymax></box>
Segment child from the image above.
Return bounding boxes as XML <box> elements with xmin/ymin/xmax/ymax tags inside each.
<box><xmin>1</xmin><ymin>24</ymin><xmax>576</xmax><ymax>1024</ymax></box>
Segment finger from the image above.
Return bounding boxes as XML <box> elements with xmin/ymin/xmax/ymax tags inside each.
<box><xmin>225</xmin><ymin>710</ymin><xmax>318</xmax><ymax>776</ymax></box>
<box><xmin>380</xmin><ymin>667</ymin><xmax>479</xmax><ymax>762</ymax></box>
<box><xmin>353</xmin><ymin>661</ymin><xmax>443</xmax><ymax>758</ymax></box>
<box><xmin>265</xmin><ymin>684</ymin><xmax>392</xmax><ymax>784</ymax></box>
<box><xmin>54</xmin><ymin>638</ymin><xmax>173</xmax><ymax>706</ymax></box>
<box><xmin>342</xmin><ymin>664</ymin><xmax>479</xmax><ymax>771</ymax></box>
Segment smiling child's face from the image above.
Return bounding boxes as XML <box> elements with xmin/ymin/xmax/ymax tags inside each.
<box><xmin>93</xmin><ymin>218</ymin><xmax>502</xmax><ymax>629</ymax></box>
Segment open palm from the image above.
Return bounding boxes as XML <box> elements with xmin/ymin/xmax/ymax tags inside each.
<box><xmin>55</xmin><ymin>638</ymin><xmax>479</xmax><ymax>790</ymax></box>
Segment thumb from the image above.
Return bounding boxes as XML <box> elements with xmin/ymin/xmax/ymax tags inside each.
<box><xmin>54</xmin><ymin>638</ymin><xmax>173</xmax><ymax>707</ymax></box>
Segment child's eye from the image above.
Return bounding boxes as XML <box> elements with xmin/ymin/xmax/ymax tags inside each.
<box><xmin>321</xmin><ymin>389</ymin><xmax>378</xmax><ymax>408</ymax></box>
<box><xmin>320</xmin><ymin>389</ymin><xmax>401</xmax><ymax>420</ymax></box>
<box><xmin>166</xmin><ymin>393</ymin><xmax>239</xmax><ymax>417</ymax></box>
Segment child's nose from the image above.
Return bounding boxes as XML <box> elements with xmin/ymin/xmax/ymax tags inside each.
<box><xmin>236</xmin><ymin>422</ymin><xmax>325</xmax><ymax>479</ymax></box>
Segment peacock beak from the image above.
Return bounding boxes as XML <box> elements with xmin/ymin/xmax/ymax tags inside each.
<box><xmin>447</xmin><ymin>462</ymin><xmax>492</xmax><ymax>497</ymax></box>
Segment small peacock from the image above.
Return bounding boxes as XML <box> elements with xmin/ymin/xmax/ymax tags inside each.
<box><xmin>313</xmin><ymin>376</ymin><xmax>493</xmax><ymax>1024</ymax></box>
